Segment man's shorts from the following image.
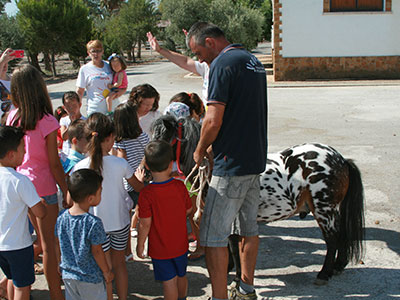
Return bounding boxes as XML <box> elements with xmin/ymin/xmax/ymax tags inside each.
<box><xmin>102</xmin><ymin>224</ymin><xmax>130</xmax><ymax>252</ymax></box>
<box><xmin>199</xmin><ymin>174</ymin><xmax>260</xmax><ymax>247</ymax></box>
<box><xmin>151</xmin><ymin>252</ymin><xmax>188</xmax><ymax>281</ymax></box>
<box><xmin>64</xmin><ymin>279</ymin><xmax>107</xmax><ymax>300</ymax></box>
<box><xmin>0</xmin><ymin>245</ymin><xmax>35</xmax><ymax>287</ymax></box>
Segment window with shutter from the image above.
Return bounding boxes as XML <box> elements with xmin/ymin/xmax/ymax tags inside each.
<box><xmin>330</xmin><ymin>0</ymin><xmax>383</xmax><ymax>12</ymax></box>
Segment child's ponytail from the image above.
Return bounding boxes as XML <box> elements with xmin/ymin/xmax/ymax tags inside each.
<box><xmin>85</xmin><ymin>113</ymin><xmax>114</xmax><ymax>175</ymax></box>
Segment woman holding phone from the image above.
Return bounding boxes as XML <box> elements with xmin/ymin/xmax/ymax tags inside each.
<box><xmin>0</xmin><ymin>48</ymin><xmax>20</xmax><ymax>123</ymax></box>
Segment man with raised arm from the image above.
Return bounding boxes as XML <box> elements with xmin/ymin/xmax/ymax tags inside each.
<box><xmin>187</xmin><ymin>22</ymin><xmax>268</xmax><ymax>300</ymax></box>
<box><xmin>147</xmin><ymin>31</ymin><xmax>209</xmax><ymax>106</ymax></box>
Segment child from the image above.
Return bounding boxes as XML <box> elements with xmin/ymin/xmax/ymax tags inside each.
<box><xmin>169</xmin><ymin>92</ymin><xmax>205</xmax><ymax>122</ymax></box>
<box><xmin>6</xmin><ymin>64</ymin><xmax>68</xmax><ymax>300</ymax></box>
<box><xmin>0</xmin><ymin>125</ymin><xmax>46</xmax><ymax>300</ymax></box>
<box><xmin>113</xmin><ymin>102</ymin><xmax>150</xmax><ymax>236</ymax></box>
<box><xmin>106</xmin><ymin>54</ymin><xmax>128</xmax><ymax>116</ymax></box>
<box><xmin>55</xmin><ymin>169</ymin><xmax>113</xmax><ymax>300</ymax></box>
<box><xmin>54</xmin><ymin>106</ymin><xmax>67</xmax><ymax>151</ymax></box>
<box><xmin>0</xmin><ymin>48</ymin><xmax>17</xmax><ymax>123</ymax></box>
<box><xmin>128</xmin><ymin>84</ymin><xmax>161</xmax><ymax>138</ymax></box>
<box><xmin>60</xmin><ymin>91</ymin><xmax>86</xmax><ymax>156</ymax></box>
<box><xmin>163</xmin><ymin>102</ymin><xmax>191</xmax><ymax>119</ymax></box>
<box><xmin>72</xmin><ymin>113</ymin><xmax>144</xmax><ymax>300</ymax></box>
<box><xmin>136</xmin><ymin>140</ymin><xmax>192</xmax><ymax>300</ymax></box>
<box><xmin>61</xmin><ymin>119</ymin><xmax>87</xmax><ymax>174</ymax></box>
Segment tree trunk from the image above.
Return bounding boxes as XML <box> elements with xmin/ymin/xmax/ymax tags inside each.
<box><xmin>137</xmin><ymin>39</ymin><xmax>141</xmax><ymax>59</ymax></box>
<box><xmin>127</xmin><ymin>50</ymin><xmax>132</xmax><ymax>62</ymax></box>
<box><xmin>71</xmin><ymin>57</ymin><xmax>80</xmax><ymax>69</ymax></box>
<box><xmin>44</xmin><ymin>53</ymin><xmax>52</xmax><ymax>72</ymax></box>
<box><xmin>51</xmin><ymin>52</ymin><xmax>57</xmax><ymax>77</ymax></box>
<box><xmin>28</xmin><ymin>52</ymin><xmax>42</xmax><ymax>73</ymax></box>
<box><xmin>131</xmin><ymin>46</ymin><xmax>136</xmax><ymax>63</ymax></box>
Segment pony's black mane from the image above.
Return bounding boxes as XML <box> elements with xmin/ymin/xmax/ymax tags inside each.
<box><xmin>151</xmin><ymin>115</ymin><xmax>201</xmax><ymax>176</ymax></box>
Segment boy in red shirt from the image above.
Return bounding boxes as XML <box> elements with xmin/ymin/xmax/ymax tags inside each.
<box><xmin>136</xmin><ymin>140</ymin><xmax>192</xmax><ymax>300</ymax></box>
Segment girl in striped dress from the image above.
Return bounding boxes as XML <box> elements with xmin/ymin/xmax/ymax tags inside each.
<box><xmin>113</xmin><ymin>102</ymin><xmax>150</xmax><ymax>257</ymax></box>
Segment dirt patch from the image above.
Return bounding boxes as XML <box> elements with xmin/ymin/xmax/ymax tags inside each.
<box><xmin>8</xmin><ymin>49</ymin><xmax>164</xmax><ymax>85</ymax></box>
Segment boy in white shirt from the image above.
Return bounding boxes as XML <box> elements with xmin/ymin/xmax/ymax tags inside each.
<box><xmin>60</xmin><ymin>91</ymin><xmax>86</xmax><ymax>156</ymax></box>
<box><xmin>0</xmin><ymin>126</ymin><xmax>46</xmax><ymax>300</ymax></box>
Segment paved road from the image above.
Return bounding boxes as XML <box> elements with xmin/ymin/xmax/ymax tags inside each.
<box><xmin>47</xmin><ymin>59</ymin><xmax>204</xmax><ymax>114</ymax></box>
<box><xmin>34</xmin><ymin>56</ymin><xmax>400</xmax><ymax>299</ymax></box>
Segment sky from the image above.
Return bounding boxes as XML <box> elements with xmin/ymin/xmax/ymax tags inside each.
<box><xmin>5</xmin><ymin>0</ymin><xmax>17</xmax><ymax>16</ymax></box>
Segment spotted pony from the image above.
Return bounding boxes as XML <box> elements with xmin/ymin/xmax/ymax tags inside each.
<box><xmin>150</xmin><ymin>116</ymin><xmax>365</xmax><ymax>285</ymax></box>
<box><xmin>229</xmin><ymin>143</ymin><xmax>365</xmax><ymax>285</ymax></box>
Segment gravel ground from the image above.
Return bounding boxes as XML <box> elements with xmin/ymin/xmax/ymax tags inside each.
<box><xmin>4</xmin><ymin>44</ymin><xmax>400</xmax><ymax>300</ymax></box>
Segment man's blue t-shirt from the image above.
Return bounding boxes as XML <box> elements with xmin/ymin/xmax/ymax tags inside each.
<box><xmin>55</xmin><ymin>210</ymin><xmax>107</xmax><ymax>283</ymax></box>
<box><xmin>207</xmin><ymin>44</ymin><xmax>268</xmax><ymax>176</ymax></box>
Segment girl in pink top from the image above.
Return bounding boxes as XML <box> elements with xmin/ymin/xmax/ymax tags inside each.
<box><xmin>105</xmin><ymin>53</ymin><xmax>128</xmax><ymax>116</ymax></box>
<box><xmin>7</xmin><ymin>65</ymin><xmax>67</xmax><ymax>300</ymax></box>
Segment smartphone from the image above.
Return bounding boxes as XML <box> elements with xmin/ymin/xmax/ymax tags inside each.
<box><xmin>11</xmin><ymin>50</ymin><xmax>24</xmax><ymax>58</ymax></box>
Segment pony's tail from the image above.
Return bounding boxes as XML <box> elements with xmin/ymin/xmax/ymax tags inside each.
<box><xmin>339</xmin><ymin>159</ymin><xmax>365</xmax><ymax>264</ymax></box>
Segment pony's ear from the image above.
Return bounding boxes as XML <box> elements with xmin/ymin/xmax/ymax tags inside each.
<box><xmin>162</xmin><ymin>118</ymin><xmax>170</xmax><ymax>127</ymax></box>
<box><xmin>163</xmin><ymin>117</ymin><xmax>177</xmax><ymax>132</ymax></box>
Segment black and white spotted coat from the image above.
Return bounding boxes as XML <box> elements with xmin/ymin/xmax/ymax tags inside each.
<box><xmin>257</xmin><ymin>143</ymin><xmax>348</xmax><ymax>237</ymax></box>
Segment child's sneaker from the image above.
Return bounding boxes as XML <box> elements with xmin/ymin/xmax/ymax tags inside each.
<box><xmin>228</xmin><ymin>286</ymin><xmax>257</xmax><ymax>300</ymax></box>
<box><xmin>189</xmin><ymin>240</ymin><xmax>197</xmax><ymax>248</ymax></box>
<box><xmin>188</xmin><ymin>232</ymin><xmax>196</xmax><ymax>242</ymax></box>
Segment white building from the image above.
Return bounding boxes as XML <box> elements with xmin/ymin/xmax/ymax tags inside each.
<box><xmin>273</xmin><ymin>0</ymin><xmax>400</xmax><ymax>80</ymax></box>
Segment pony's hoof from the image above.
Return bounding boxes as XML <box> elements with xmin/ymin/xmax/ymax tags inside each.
<box><xmin>333</xmin><ymin>269</ymin><xmax>343</xmax><ymax>276</ymax></box>
<box><xmin>314</xmin><ymin>278</ymin><xmax>329</xmax><ymax>286</ymax></box>
<box><xmin>299</xmin><ymin>211</ymin><xmax>308</xmax><ymax>219</ymax></box>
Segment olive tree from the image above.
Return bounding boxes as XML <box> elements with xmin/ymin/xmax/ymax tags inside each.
<box><xmin>105</xmin><ymin>0</ymin><xmax>158</xmax><ymax>61</ymax></box>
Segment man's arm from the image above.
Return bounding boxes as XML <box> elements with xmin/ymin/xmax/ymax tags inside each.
<box><xmin>193</xmin><ymin>103</ymin><xmax>225</xmax><ymax>165</ymax></box>
<box><xmin>147</xmin><ymin>32</ymin><xmax>199</xmax><ymax>75</ymax></box>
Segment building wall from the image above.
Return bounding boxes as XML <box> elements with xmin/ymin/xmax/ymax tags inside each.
<box><xmin>273</xmin><ymin>0</ymin><xmax>400</xmax><ymax>81</ymax></box>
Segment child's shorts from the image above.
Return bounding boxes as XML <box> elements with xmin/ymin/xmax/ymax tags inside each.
<box><xmin>64</xmin><ymin>279</ymin><xmax>106</xmax><ymax>300</ymax></box>
<box><xmin>128</xmin><ymin>190</ymin><xmax>139</xmax><ymax>207</ymax></box>
<box><xmin>151</xmin><ymin>252</ymin><xmax>188</xmax><ymax>281</ymax></box>
<box><xmin>0</xmin><ymin>245</ymin><xmax>34</xmax><ymax>287</ymax></box>
<box><xmin>42</xmin><ymin>193</ymin><xmax>59</xmax><ymax>205</ymax></box>
<box><xmin>101</xmin><ymin>224</ymin><xmax>130</xmax><ymax>252</ymax></box>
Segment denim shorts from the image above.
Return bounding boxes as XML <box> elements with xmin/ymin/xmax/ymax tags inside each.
<box><xmin>199</xmin><ymin>174</ymin><xmax>260</xmax><ymax>247</ymax></box>
<box><xmin>42</xmin><ymin>193</ymin><xmax>58</xmax><ymax>205</ymax></box>
<box><xmin>152</xmin><ymin>252</ymin><xmax>188</xmax><ymax>281</ymax></box>
<box><xmin>0</xmin><ymin>245</ymin><xmax>35</xmax><ymax>287</ymax></box>
<box><xmin>64</xmin><ymin>279</ymin><xmax>106</xmax><ymax>300</ymax></box>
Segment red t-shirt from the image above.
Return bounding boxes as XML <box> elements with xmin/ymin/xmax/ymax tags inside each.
<box><xmin>138</xmin><ymin>178</ymin><xmax>192</xmax><ymax>259</ymax></box>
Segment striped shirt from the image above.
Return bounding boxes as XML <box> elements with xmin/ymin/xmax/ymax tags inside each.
<box><xmin>113</xmin><ymin>132</ymin><xmax>150</xmax><ymax>191</ymax></box>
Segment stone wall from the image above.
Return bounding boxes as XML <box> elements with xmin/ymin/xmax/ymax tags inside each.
<box><xmin>273</xmin><ymin>0</ymin><xmax>400</xmax><ymax>81</ymax></box>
